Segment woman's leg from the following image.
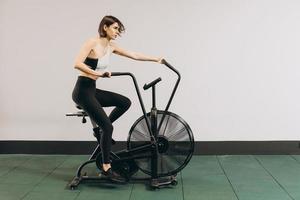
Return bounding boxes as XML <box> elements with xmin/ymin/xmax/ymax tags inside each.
<box><xmin>79</xmin><ymin>98</ymin><xmax>113</xmax><ymax>164</ymax></box>
<box><xmin>72</xmin><ymin>78</ymin><xmax>126</xmax><ymax>182</ymax></box>
<box><xmin>95</xmin><ymin>89</ymin><xmax>131</xmax><ymax>123</ymax></box>
<box><xmin>72</xmin><ymin>80</ymin><xmax>113</xmax><ymax>165</ymax></box>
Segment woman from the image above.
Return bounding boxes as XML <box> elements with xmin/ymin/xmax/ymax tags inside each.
<box><xmin>72</xmin><ymin>15</ymin><xmax>163</xmax><ymax>182</ymax></box>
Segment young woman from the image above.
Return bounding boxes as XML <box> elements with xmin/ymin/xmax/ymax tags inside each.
<box><xmin>72</xmin><ymin>15</ymin><xmax>163</xmax><ymax>182</ymax></box>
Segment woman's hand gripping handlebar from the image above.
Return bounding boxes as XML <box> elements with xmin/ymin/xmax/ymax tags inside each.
<box><xmin>100</xmin><ymin>71</ymin><xmax>111</xmax><ymax>78</ymax></box>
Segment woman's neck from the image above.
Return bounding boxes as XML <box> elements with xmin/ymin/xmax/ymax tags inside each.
<box><xmin>98</xmin><ymin>36</ymin><xmax>110</xmax><ymax>47</ymax></box>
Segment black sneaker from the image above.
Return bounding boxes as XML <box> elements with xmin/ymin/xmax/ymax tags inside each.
<box><xmin>101</xmin><ymin>168</ymin><xmax>126</xmax><ymax>183</ymax></box>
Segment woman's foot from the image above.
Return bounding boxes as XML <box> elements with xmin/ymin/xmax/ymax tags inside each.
<box><xmin>101</xmin><ymin>165</ymin><xmax>126</xmax><ymax>183</ymax></box>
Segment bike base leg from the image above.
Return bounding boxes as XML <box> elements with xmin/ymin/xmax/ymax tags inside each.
<box><xmin>69</xmin><ymin>176</ymin><xmax>82</xmax><ymax>190</ymax></box>
<box><xmin>150</xmin><ymin>175</ymin><xmax>178</xmax><ymax>189</ymax></box>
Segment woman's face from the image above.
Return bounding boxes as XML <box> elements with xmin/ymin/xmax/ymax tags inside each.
<box><xmin>104</xmin><ymin>22</ymin><xmax>120</xmax><ymax>40</ymax></box>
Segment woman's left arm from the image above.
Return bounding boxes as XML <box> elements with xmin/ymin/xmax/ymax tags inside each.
<box><xmin>111</xmin><ymin>42</ymin><xmax>163</xmax><ymax>63</ymax></box>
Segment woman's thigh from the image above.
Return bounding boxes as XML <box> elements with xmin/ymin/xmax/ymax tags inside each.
<box><xmin>95</xmin><ymin>88</ymin><xmax>130</xmax><ymax>108</ymax></box>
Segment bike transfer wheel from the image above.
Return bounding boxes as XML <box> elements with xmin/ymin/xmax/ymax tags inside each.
<box><xmin>127</xmin><ymin>110</ymin><xmax>194</xmax><ymax>177</ymax></box>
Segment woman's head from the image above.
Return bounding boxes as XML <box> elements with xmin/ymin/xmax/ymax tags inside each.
<box><xmin>98</xmin><ymin>15</ymin><xmax>125</xmax><ymax>40</ymax></box>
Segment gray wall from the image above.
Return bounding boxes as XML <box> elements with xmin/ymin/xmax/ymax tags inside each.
<box><xmin>0</xmin><ymin>0</ymin><xmax>299</xmax><ymax>141</ymax></box>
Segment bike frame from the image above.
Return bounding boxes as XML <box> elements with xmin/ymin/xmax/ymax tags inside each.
<box><xmin>110</xmin><ymin>59</ymin><xmax>181</xmax><ymax>179</ymax></box>
<box><xmin>110</xmin><ymin>59</ymin><xmax>181</xmax><ymax>139</ymax></box>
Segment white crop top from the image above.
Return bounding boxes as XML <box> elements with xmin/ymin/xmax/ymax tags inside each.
<box><xmin>96</xmin><ymin>46</ymin><xmax>112</xmax><ymax>71</ymax></box>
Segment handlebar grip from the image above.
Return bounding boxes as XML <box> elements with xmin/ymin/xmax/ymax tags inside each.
<box><xmin>111</xmin><ymin>72</ymin><xmax>126</xmax><ymax>76</ymax></box>
<box><xmin>162</xmin><ymin>59</ymin><xmax>173</xmax><ymax>69</ymax></box>
<box><xmin>143</xmin><ymin>77</ymin><xmax>162</xmax><ymax>90</ymax></box>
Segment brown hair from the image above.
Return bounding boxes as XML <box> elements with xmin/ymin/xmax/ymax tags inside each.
<box><xmin>98</xmin><ymin>15</ymin><xmax>125</xmax><ymax>37</ymax></box>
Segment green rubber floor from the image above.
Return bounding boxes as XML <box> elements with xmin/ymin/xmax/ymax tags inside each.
<box><xmin>1</xmin><ymin>155</ymin><xmax>300</xmax><ymax>200</ymax></box>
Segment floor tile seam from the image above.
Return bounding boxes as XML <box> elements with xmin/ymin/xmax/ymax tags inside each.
<box><xmin>216</xmin><ymin>155</ymin><xmax>240</xmax><ymax>200</ymax></box>
<box><xmin>289</xmin><ymin>155</ymin><xmax>300</xmax><ymax>166</ymax></box>
<box><xmin>25</xmin><ymin>155</ymin><xmax>71</xmax><ymax>168</ymax></box>
<box><xmin>5</xmin><ymin>155</ymin><xmax>52</xmax><ymax>172</ymax></box>
<box><xmin>252</xmin><ymin>155</ymin><xmax>300</xmax><ymax>173</ymax></box>
<box><xmin>0</xmin><ymin>156</ymin><xmax>33</xmax><ymax>178</ymax></box>
<box><xmin>184</xmin><ymin>172</ymin><xmax>230</xmax><ymax>177</ymax></box>
<box><xmin>42</xmin><ymin>155</ymin><xmax>77</xmax><ymax>172</ymax></box>
<box><xmin>0</xmin><ymin>182</ymin><xmax>41</xmax><ymax>187</ymax></box>
<box><xmin>34</xmin><ymin>157</ymin><xmax>72</xmax><ymax>187</ymax></box>
<box><xmin>73</xmin><ymin>190</ymin><xmax>82</xmax><ymax>200</ymax></box>
<box><xmin>255</xmin><ymin>154</ymin><xmax>300</xmax><ymax>175</ymax></box>
<box><xmin>261</xmin><ymin>155</ymin><xmax>300</xmax><ymax>168</ymax></box>
<box><xmin>20</xmin><ymin>173</ymin><xmax>62</xmax><ymax>199</ymax></box>
<box><xmin>22</xmin><ymin>192</ymin><xmax>79</xmax><ymax>200</ymax></box>
<box><xmin>19</xmin><ymin>156</ymin><xmax>71</xmax><ymax>200</ymax></box>
<box><xmin>180</xmin><ymin>172</ymin><xmax>185</xmax><ymax>200</ymax></box>
<box><xmin>253</xmin><ymin>155</ymin><xmax>295</xmax><ymax>200</ymax></box>
<box><xmin>216</xmin><ymin>155</ymin><xmax>287</xmax><ymax>175</ymax></box>
<box><xmin>128</xmin><ymin>182</ymin><xmax>134</xmax><ymax>200</ymax></box>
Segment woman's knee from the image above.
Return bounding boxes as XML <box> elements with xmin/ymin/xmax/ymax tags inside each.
<box><xmin>123</xmin><ymin>97</ymin><xmax>131</xmax><ymax>110</ymax></box>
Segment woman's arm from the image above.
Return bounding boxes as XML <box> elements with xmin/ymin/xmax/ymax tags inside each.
<box><xmin>74</xmin><ymin>39</ymin><xmax>103</xmax><ymax>76</ymax></box>
<box><xmin>111</xmin><ymin>42</ymin><xmax>163</xmax><ymax>63</ymax></box>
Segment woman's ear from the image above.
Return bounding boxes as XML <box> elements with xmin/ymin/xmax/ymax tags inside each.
<box><xmin>103</xmin><ymin>25</ymin><xmax>108</xmax><ymax>31</ymax></box>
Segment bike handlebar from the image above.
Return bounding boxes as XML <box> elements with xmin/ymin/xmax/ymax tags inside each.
<box><xmin>161</xmin><ymin>59</ymin><xmax>180</xmax><ymax>76</ymax></box>
<box><xmin>109</xmin><ymin>59</ymin><xmax>181</xmax><ymax>134</ymax></box>
<box><xmin>72</xmin><ymin>59</ymin><xmax>181</xmax><ymax>137</ymax></box>
<box><xmin>110</xmin><ymin>72</ymin><xmax>129</xmax><ymax>76</ymax></box>
<box><xmin>110</xmin><ymin>59</ymin><xmax>179</xmax><ymax>78</ymax></box>
<box><xmin>143</xmin><ymin>77</ymin><xmax>162</xmax><ymax>90</ymax></box>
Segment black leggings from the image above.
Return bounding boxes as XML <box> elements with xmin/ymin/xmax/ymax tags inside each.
<box><xmin>72</xmin><ymin>76</ymin><xmax>131</xmax><ymax>164</ymax></box>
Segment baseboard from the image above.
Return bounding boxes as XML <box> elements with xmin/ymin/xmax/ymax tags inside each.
<box><xmin>0</xmin><ymin>141</ymin><xmax>300</xmax><ymax>155</ymax></box>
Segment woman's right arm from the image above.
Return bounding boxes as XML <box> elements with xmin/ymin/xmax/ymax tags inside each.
<box><xmin>74</xmin><ymin>39</ymin><xmax>102</xmax><ymax>77</ymax></box>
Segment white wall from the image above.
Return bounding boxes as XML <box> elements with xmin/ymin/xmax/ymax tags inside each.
<box><xmin>0</xmin><ymin>0</ymin><xmax>299</xmax><ymax>141</ymax></box>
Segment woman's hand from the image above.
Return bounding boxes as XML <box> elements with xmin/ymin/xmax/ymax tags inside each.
<box><xmin>101</xmin><ymin>71</ymin><xmax>111</xmax><ymax>78</ymax></box>
<box><xmin>157</xmin><ymin>57</ymin><xmax>164</xmax><ymax>64</ymax></box>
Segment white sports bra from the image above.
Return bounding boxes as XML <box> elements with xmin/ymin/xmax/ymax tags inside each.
<box><xmin>84</xmin><ymin>45</ymin><xmax>113</xmax><ymax>72</ymax></box>
<box><xmin>96</xmin><ymin>46</ymin><xmax>112</xmax><ymax>71</ymax></box>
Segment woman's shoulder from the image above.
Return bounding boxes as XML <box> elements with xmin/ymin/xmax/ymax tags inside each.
<box><xmin>84</xmin><ymin>37</ymin><xmax>98</xmax><ymax>47</ymax></box>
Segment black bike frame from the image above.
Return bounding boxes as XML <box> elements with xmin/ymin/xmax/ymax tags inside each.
<box><xmin>110</xmin><ymin>59</ymin><xmax>181</xmax><ymax>139</ymax></box>
<box><xmin>157</xmin><ymin>60</ymin><xmax>181</xmax><ymax>133</ymax></box>
<box><xmin>110</xmin><ymin>72</ymin><xmax>154</xmax><ymax>141</ymax></box>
